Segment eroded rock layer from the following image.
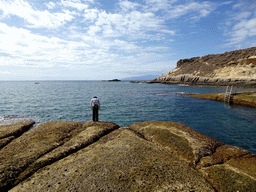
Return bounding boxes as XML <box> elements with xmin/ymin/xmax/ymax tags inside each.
<box><xmin>151</xmin><ymin>47</ymin><xmax>256</xmax><ymax>87</ymax></box>
<box><xmin>0</xmin><ymin>120</ymin><xmax>35</xmax><ymax>149</ymax></box>
<box><xmin>0</xmin><ymin>120</ymin><xmax>255</xmax><ymax>192</ymax></box>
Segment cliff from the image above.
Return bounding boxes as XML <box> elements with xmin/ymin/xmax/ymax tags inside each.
<box><xmin>151</xmin><ymin>47</ymin><xmax>256</xmax><ymax>87</ymax></box>
<box><xmin>1</xmin><ymin>120</ymin><xmax>255</xmax><ymax>191</ymax></box>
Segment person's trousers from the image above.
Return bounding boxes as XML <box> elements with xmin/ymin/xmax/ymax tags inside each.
<box><xmin>92</xmin><ymin>106</ymin><xmax>99</xmax><ymax>121</ymax></box>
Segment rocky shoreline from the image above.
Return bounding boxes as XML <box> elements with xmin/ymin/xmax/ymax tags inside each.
<box><xmin>145</xmin><ymin>76</ymin><xmax>256</xmax><ymax>88</ymax></box>
<box><xmin>1</xmin><ymin>120</ymin><xmax>255</xmax><ymax>191</ymax></box>
<box><xmin>142</xmin><ymin>47</ymin><xmax>256</xmax><ymax>88</ymax></box>
<box><xmin>189</xmin><ymin>91</ymin><xmax>256</xmax><ymax>108</ymax></box>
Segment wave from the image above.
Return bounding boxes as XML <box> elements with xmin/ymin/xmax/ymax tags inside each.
<box><xmin>0</xmin><ymin>115</ymin><xmax>31</xmax><ymax>125</ymax></box>
<box><xmin>150</xmin><ymin>91</ymin><xmax>188</xmax><ymax>96</ymax></box>
<box><xmin>177</xmin><ymin>84</ymin><xmax>190</xmax><ymax>87</ymax></box>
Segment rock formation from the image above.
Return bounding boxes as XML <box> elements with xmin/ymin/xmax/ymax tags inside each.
<box><xmin>0</xmin><ymin>120</ymin><xmax>35</xmax><ymax>149</ymax></box>
<box><xmin>150</xmin><ymin>47</ymin><xmax>256</xmax><ymax>87</ymax></box>
<box><xmin>189</xmin><ymin>91</ymin><xmax>256</xmax><ymax>108</ymax></box>
<box><xmin>0</xmin><ymin>120</ymin><xmax>255</xmax><ymax>191</ymax></box>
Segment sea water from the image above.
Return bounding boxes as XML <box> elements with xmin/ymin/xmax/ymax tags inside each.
<box><xmin>0</xmin><ymin>81</ymin><xmax>256</xmax><ymax>154</ymax></box>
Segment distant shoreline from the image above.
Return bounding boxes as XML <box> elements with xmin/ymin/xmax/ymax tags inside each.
<box><xmin>130</xmin><ymin>79</ymin><xmax>256</xmax><ymax>88</ymax></box>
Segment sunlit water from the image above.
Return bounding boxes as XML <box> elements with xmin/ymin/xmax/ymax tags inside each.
<box><xmin>0</xmin><ymin>81</ymin><xmax>256</xmax><ymax>154</ymax></box>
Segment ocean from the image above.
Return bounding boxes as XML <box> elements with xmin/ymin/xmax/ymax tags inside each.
<box><xmin>0</xmin><ymin>81</ymin><xmax>256</xmax><ymax>154</ymax></box>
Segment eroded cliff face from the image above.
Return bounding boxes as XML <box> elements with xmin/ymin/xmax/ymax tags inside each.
<box><xmin>1</xmin><ymin>120</ymin><xmax>256</xmax><ymax>192</ymax></box>
<box><xmin>153</xmin><ymin>47</ymin><xmax>256</xmax><ymax>87</ymax></box>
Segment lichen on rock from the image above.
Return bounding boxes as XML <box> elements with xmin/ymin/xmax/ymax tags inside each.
<box><xmin>0</xmin><ymin>120</ymin><xmax>35</xmax><ymax>149</ymax></box>
<box><xmin>0</xmin><ymin>120</ymin><xmax>255</xmax><ymax>192</ymax></box>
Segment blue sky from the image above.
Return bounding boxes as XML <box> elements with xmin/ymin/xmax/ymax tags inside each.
<box><xmin>0</xmin><ymin>0</ymin><xmax>255</xmax><ymax>80</ymax></box>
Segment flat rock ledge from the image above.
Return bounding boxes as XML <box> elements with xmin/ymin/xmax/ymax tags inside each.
<box><xmin>144</xmin><ymin>76</ymin><xmax>256</xmax><ymax>88</ymax></box>
<box><xmin>0</xmin><ymin>120</ymin><xmax>255</xmax><ymax>192</ymax></box>
<box><xmin>189</xmin><ymin>91</ymin><xmax>256</xmax><ymax>108</ymax></box>
<box><xmin>0</xmin><ymin>120</ymin><xmax>35</xmax><ymax>149</ymax></box>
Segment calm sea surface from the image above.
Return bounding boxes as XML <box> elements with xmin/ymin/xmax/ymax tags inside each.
<box><xmin>0</xmin><ymin>81</ymin><xmax>256</xmax><ymax>154</ymax></box>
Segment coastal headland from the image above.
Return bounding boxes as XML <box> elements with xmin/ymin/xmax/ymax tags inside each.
<box><xmin>1</xmin><ymin>120</ymin><xmax>255</xmax><ymax>191</ymax></box>
<box><xmin>144</xmin><ymin>47</ymin><xmax>256</xmax><ymax>87</ymax></box>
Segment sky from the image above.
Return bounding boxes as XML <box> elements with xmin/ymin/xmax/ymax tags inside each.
<box><xmin>0</xmin><ymin>0</ymin><xmax>255</xmax><ymax>80</ymax></box>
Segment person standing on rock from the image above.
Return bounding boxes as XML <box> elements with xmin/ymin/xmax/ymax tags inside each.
<box><xmin>90</xmin><ymin>96</ymin><xmax>100</xmax><ymax>121</ymax></box>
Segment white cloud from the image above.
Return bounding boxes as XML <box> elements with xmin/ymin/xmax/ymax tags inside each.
<box><xmin>221</xmin><ymin>1</ymin><xmax>233</xmax><ymax>6</ymax></box>
<box><xmin>234</xmin><ymin>12</ymin><xmax>251</xmax><ymax>21</ymax></box>
<box><xmin>160</xmin><ymin>29</ymin><xmax>175</xmax><ymax>35</ymax></box>
<box><xmin>87</xmin><ymin>9</ymin><xmax>164</xmax><ymax>39</ymax></box>
<box><xmin>166</xmin><ymin>1</ymin><xmax>216</xmax><ymax>19</ymax></box>
<box><xmin>87</xmin><ymin>25</ymin><xmax>102</xmax><ymax>36</ymax></box>
<box><xmin>0</xmin><ymin>22</ymin><xmax>78</xmax><ymax>67</ymax></box>
<box><xmin>46</xmin><ymin>2</ymin><xmax>56</xmax><ymax>9</ymax></box>
<box><xmin>0</xmin><ymin>0</ymin><xmax>224</xmax><ymax>80</ymax></box>
<box><xmin>0</xmin><ymin>0</ymin><xmax>75</xmax><ymax>29</ymax></box>
<box><xmin>113</xmin><ymin>39</ymin><xmax>139</xmax><ymax>52</ymax></box>
<box><xmin>229</xmin><ymin>18</ymin><xmax>256</xmax><ymax>45</ymax></box>
<box><xmin>144</xmin><ymin>46</ymin><xmax>170</xmax><ymax>52</ymax></box>
<box><xmin>61</xmin><ymin>0</ymin><xmax>88</xmax><ymax>11</ymax></box>
<box><xmin>224</xmin><ymin>0</ymin><xmax>256</xmax><ymax>47</ymax></box>
<box><xmin>110</xmin><ymin>51</ymin><xmax>174</xmax><ymax>75</ymax></box>
<box><xmin>144</xmin><ymin>0</ymin><xmax>176</xmax><ymax>12</ymax></box>
<box><xmin>0</xmin><ymin>19</ymin><xmax>173</xmax><ymax>79</ymax></box>
<box><xmin>0</xmin><ymin>22</ymin><xmax>144</xmax><ymax>70</ymax></box>
<box><xmin>83</xmin><ymin>8</ymin><xmax>99</xmax><ymax>21</ymax></box>
<box><xmin>142</xmin><ymin>0</ymin><xmax>216</xmax><ymax>20</ymax></box>
<box><xmin>0</xmin><ymin>71</ymin><xmax>10</xmax><ymax>74</ymax></box>
<box><xmin>233</xmin><ymin>18</ymin><xmax>256</xmax><ymax>32</ymax></box>
<box><xmin>119</xmin><ymin>0</ymin><xmax>140</xmax><ymax>12</ymax></box>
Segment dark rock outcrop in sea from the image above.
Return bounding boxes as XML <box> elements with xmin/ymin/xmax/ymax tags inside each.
<box><xmin>149</xmin><ymin>47</ymin><xmax>256</xmax><ymax>87</ymax></box>
<box><xmin>0</xmin><ymin>120</ymin><xmax>255</xmax><ymax>191</ymax></box>
<box><xmin>108</xmin><ymin>79</ymin><xmax>121</xmax><ymax>82</ymax></box>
